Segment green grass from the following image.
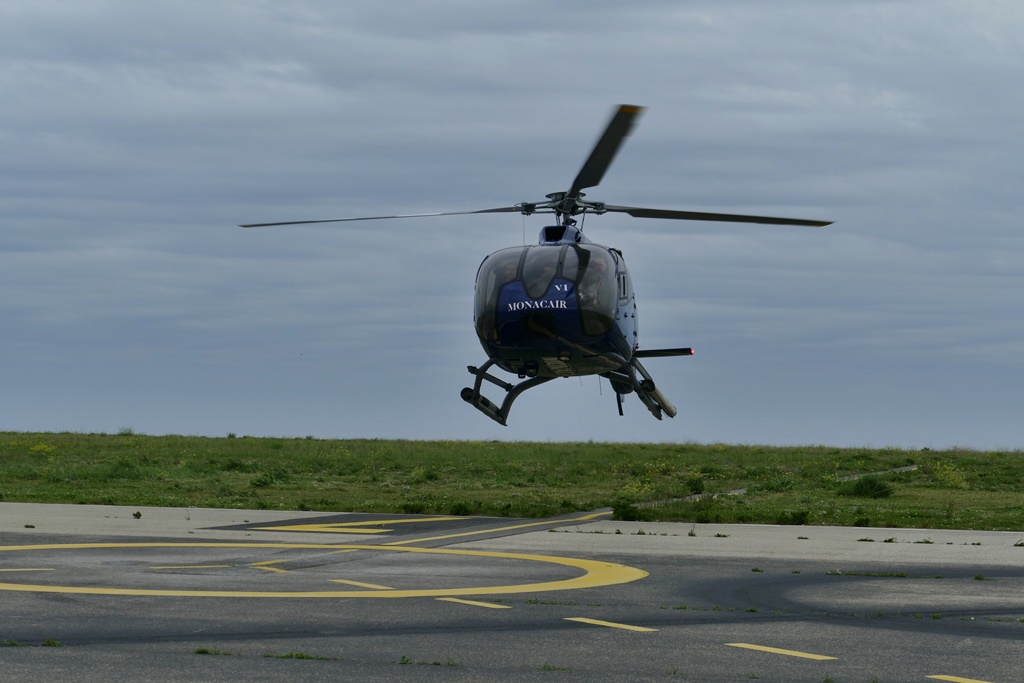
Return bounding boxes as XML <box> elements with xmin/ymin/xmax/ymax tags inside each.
<box><xmin>1</xmin><ymin>432</ymin><xmax>1023</xmax><ymax>530</ymax></box>
<box><xmin>263</xmin><ymin>651</ymin><xmax>336</xmax><ymax>660</ymax></box>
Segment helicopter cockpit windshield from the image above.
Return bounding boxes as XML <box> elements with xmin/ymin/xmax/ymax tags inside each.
<box><xmin>522</xmin><ymin>247</ymin><xmax>560</xmax><ymax>298</ymax></box>
<box><xmin>474</xmin><ymin>244</ymin><xmax>617</xmax><ymax>343</ymax></box>
<box><xmin>572</xmin><ymin>246</ymin><xmax>616</xmax><ymax>334</ymax></box>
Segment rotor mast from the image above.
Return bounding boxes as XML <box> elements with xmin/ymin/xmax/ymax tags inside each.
<box><xmin>516</xmin><ymin>104</ymin><xmax>644</xmax><ymax>228</ymax></box>
<box><xmin>516</xmin><ymin>191</ymin><xmax>604</xmax><ymax>228</ymax></box>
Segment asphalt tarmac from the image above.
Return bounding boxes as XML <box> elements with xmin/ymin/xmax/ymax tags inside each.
<box><xmin>2</xmin><ymin>502</ymin><xmax>1022</xmax><ymax>682</ymax></box>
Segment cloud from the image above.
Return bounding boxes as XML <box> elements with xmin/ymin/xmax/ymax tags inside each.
<box><xmin>2</xmin><ymin>1</ymin><xmax>1022</xmax><ymax>448</ymax></box>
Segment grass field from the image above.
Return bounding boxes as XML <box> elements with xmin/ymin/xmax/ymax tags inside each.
<box><xmin>2</xmin><ymin>432</ymin><xmax>1022</xmax><ymax>531</ymax></box>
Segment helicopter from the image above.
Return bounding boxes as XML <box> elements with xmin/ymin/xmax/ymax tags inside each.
<box><xmin>241</xmin><ymin>105</ymin><xmax>831</xmax><ymax>425</ymax></box>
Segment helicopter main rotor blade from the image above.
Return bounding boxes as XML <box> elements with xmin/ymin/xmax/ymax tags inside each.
<box><xmin>601</xmin><ymin>204</ymin><xmax>832</xmax><ymax>227</ymax></box>
<box><xmin>567</xmin><ymin>104</ymin><xmax>645</xmax><ymax>199</ymax></box>
<box><xmin>239</xmin><ymin>206</ymin><xmax>522</xmax><ymax>228</ymax></box>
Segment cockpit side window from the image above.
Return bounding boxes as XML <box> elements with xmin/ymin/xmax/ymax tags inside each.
<box><xmin>475</xmin><ymin>247</ymin><xmax>524</xmax><ymax>340</ymax></box>
<box><xmin>481</xmin><ymin>248</ymin><xmax>522</xmax><ymax>299</ymax></box>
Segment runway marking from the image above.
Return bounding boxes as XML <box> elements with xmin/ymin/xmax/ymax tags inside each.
<box><xmin>0</xmin><ymin>542</ymin><xmax>647</xmax><ymax>599</ymax></box>
<box><xmin>150</xmin><ymin>547</ymin><xmax>360</xmax><ymax>573</ymax></box>
<box><xmin>565</xmin><ymin>617</ymin><xmax>657</xmax><ymax>632</ymax></box>
<box><xmin>149</xmin><ymin>548</ymin><xmax>360</xmax><ymax>573</ymax></box>
<box><xmin>383</xmin><ymin>511</ymin><xmax>612</xmax><ymax>546</ymax></box>
<box><xmin>725</xmin><ymin>643</ymin><xmax>837</xmax><ymax>660</ymax></box>
<box><xmin>0</xmin><ymin>568</ymin><xmax>54</xmax><ymax>572</ymax></box>
<box><xmin>436</xmin><ymin>597</ymin><xmax>511</xmax><ymax>609</ymax></box>
<box><xmin>252</xmin><ymin>516</ymin><xmax>463</xmax><ymax>534</ymax></box>
<box><xmin>927</xmin><ymin>676</ymin><xmax>994</xmax><ymax>683</ymax></box>
<box><xmin>251</xmin><ymin>560</ymin><xmax>289</xmax><ymax>573</ymax></box>
<box><xmin>330</xmin><ymin>579</ymin><xmax>394</xmax><ymax>590</ymax></box>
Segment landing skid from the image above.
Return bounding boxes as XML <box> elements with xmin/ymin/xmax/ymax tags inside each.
<box><xmin>461</xmin><ymin>359</ymin><xmax>553</xmax><ymax>426</ymax></box>
<box><xmin>462</xmin><ymin>349</ymin><xmax>687</xmax><ymax>424</ymax></box>
<box><xmin>603</xmin><ymin>354</ymin><xmax>679</xmax><ymax>421</ymax></box>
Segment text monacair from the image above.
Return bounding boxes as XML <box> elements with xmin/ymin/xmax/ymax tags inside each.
<box><xmin>507</xmin><ymin>300</ymin><xmax>569</xmax><ymax>312</ymax></box>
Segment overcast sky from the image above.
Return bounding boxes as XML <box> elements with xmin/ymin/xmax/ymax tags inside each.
<box><xmin>3</xmin><ymin>1</ymin><xmax>1022</xmax><ymax>449</ymax></box>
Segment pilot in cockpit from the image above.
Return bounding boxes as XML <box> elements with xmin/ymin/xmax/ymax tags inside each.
<box><xmin>579</xmin><ymin>256</ymin><xmax>608</xmax><ymax>307</ymax></box>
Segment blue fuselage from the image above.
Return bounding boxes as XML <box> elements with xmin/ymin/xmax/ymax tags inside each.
<box><xmin>473</xmin><ymin>231</ymin><xmax>638</xmax><ymax>378</ymax></box>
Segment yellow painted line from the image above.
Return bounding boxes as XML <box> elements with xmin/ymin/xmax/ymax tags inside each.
<box><xmin>330</xmin><ymin>579</ymin><xmax>393</xmax><ymax>590</ymax></box>
<box><xmin>155</xmin><ymin>549</ymin><xmax>360</xmax><ymax>573</ymax></box>
<box><xmin>383</xmin><ymin>511</ymin><xmax>613</xmax><ymax>546</ymax></box>
<box><xmin>565</xmin><ymin>617</ymin><xmax>657</xmax><ymax>632</ymax></box>
<box><xmin>257</xmin><ymin>526</ymin><xmax>389</xmax><ymax>534</ymax></box>
<box><xmin>252</xmin><ymin>516</ymin><xmax>463</xmax><ymax>534</ymax></box>
<box><xmin>0</xmin><ymin>568</ymin><xmax>54</xmax><ymax>572</ymax></box>
<box><xmin>726</xmin><ymin>643</ymin><xmax>836</xmax><ymax>661</ymax></box>
<box><xmin>0</xmin><ymin>542</ymin><xmax>647</xmax><ymax>599</ymax></box>
<box><xmin>314</xmin><ymin>527</ymin><xmax>393</xmax><ymax>534</ymax></box>
<box><xmin>436</xmin><ymin>597</ymin><xmax>511</xmax><ymax>609</ymax></box>
<box><xmin>150</xmin><ymin>565</ymin><xmax>232</xmax><ymax>570</ymax></box>
<box><xmin>928</xmin><ymin>676</ymin><xmax>995</xmax><ymax>683</ymax></box>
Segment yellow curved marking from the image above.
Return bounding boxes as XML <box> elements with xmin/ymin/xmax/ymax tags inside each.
<box><xmin>436</xmin><ymin>598</ymin><xmax>511</xmax><ymax>609</ymax></box>
<box><xmin>0</xmin><ymin>542</ymin><xmax>647</xmax><ymax>599</ymax></box>
<box><xmin>330</xmin><ymin>579</ymin><xmax>393</xmax><ymax>590</ymax></box>
<box><xmin>726</xmin><ymin>643</ymin><xmax>836</xmax><ymax>661</ymax></box>
<box><xmin>565</xmin><ymin>617</ymin><xmax>657</xmax><ymax>632</ymax></box>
